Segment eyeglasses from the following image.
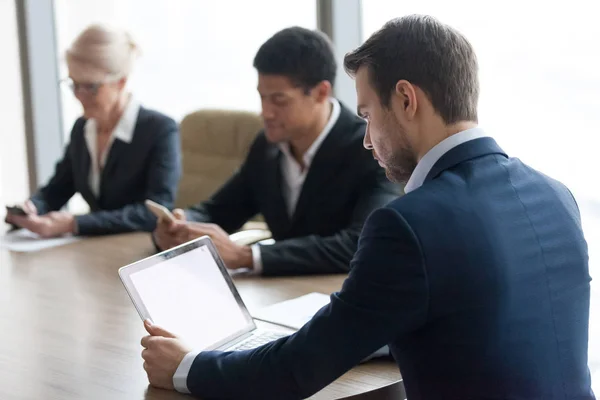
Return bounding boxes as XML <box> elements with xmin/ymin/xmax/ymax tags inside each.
<box><xmin>61</xmin><ymin>78</ymin><xmax>106</xmax><ymax>96</ymax></box>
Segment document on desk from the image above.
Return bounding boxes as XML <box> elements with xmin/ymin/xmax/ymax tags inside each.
<box><xmin>0</xmin><ymin>229</ymin><xmax>81</xmax><ymax>252</ymax></box>
<box><xmin>252</xmin><ymin>292</ymin><xmax>331</xmax><ymax>330</ymax></box>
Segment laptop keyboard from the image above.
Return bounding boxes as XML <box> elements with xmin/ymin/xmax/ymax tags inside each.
<box><xmin>228</xmin><ymin>331</ymin><xmax>289</xmax><ymax>351</ymax></box>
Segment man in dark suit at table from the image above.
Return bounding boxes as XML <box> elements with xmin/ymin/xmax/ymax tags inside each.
<box><xmin>153</xmin><ymin>27</ymin><xmax>399</xmax><ymax>276</ymax></box>
<box><xmin>141</xmin><ymin>15</ymin><xmax>594</xmax><ymax>400</ymax></box>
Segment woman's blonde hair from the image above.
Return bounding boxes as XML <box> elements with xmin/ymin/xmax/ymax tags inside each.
<box><xmin>66</xmin><ymin>24</ymin><xmax>139</xmax><ymax>82</ymax></box>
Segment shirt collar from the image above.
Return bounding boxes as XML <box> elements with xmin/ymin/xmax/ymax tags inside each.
<box><xmin>113</xmin><ymin>96</ymin><xmax>140</xmax><ymax>143</ymax></box>
<box><xmin>84</xmin><ymin>96</ymin><xmax>140</xmax><ymax>144</ymax></box>
<box><xmin>278</xmin><ymin>98</ymin><xmax>341</xmax><ymax>168</ymax></box>
<box><xmin>404</xmin><ymin>127</ymin><xmax>488</xmax><ymax>193</ymax></box>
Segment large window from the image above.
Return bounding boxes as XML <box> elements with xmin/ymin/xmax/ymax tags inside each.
<box><xmin>52</xmin><ymin>0</ymin><xmax>316</xmax><ymax>213</ymax></box>
<box><xmin>363</xmin><ymin>0</ymin><xmax>599</xmax><ymax>389</ymax></box>
<box><xmin>54</xmin><ymin>0</ymin><xmax>317</xmax><ymax>130</ymax></box>
<box><xmin>0</xmin><ymin>0</ymin><xmax>29</xmax><ymax>212</ymax></box>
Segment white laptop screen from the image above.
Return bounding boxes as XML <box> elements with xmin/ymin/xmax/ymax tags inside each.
<box><xmin>128</xmin><ymin>243</ymin><xmax>253</xmax><ymax>350</ymax></box>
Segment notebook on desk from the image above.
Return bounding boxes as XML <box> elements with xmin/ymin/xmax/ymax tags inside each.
<box><xmin>253</xmin><ymin>292</ymin><xmax>392</xmax><ymax>361</ymax></box>
<box><xmin>118</xmin><ymin>236</ymin><xmax>291</xmax><ymax>352</ymax></box>
<box><xmin>252</xmin><ymin>292</ymin><xmax>331</xmax><ymax>330</ymax></box>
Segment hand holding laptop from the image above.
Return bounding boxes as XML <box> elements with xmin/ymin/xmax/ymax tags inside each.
<box><xmin>141</xmin><ymin>319</ymin><xmax>191</xmax><ymax>391</ymax></box>
<box><xmin>119</xmin><ymin>237</ymin><xmax>290</xmax><ymax>390</ymax></box>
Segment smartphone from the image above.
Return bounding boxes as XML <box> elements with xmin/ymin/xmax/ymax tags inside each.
<box><xmin>6</xmin><ymin>205</ymin><xmax>28</xmax><ymax>216</ymax></box>
<box><xmin>145</xmin><ymin>199</ymin><xmax>176</xmax><ymax>222</ymax></box>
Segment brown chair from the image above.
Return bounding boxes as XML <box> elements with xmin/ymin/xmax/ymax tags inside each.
<box><xmin>176</xmin><ymin>109</ymin><xmax>271</xmax><ymax>244</ymax></box>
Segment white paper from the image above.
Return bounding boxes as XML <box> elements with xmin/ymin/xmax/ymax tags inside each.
<box><xmin>0</xmin><ymin>229</ymin><xmax>81</xmax><ymax>252</ymax></box>
<box><xmin>252</xmin><ymin>292</ymin><xmax>331</xmax><ymax>330</ymax></box>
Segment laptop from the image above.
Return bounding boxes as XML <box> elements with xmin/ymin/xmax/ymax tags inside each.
<box><xmin>118</xmin><ymin>236</ymin><xmax>290</xmax><ymax>352</ymax></box>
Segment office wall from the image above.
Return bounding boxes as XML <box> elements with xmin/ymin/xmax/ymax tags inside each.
<box><xmin>0</xmin><ymin>0</ymin><xmax>29</xmax><ymax>215</ymax></box>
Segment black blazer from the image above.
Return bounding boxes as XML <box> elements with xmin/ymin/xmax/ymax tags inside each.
<box><xmin>30</xmin><ymin>106</ymin><xmax>182</xmax><ymax>235</ymax></box>
<box><xmin>184</xmin><ymin>137</ymin><xmax>594</xmax><ymax>400</ymax></box>
<box><xmin>185</xmin><ymin>102</ymin><xmax>400</xmax><ymax>275</ymax></box>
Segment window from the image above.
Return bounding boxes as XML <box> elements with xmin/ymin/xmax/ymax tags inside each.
<box><xmin>363</xmin><ymin>0</ymin><xmax>599</xmax><ymax>389</ymax></box>
<box><xmin>0</xmin><ymin>0</ymin><xmax>29</xmax><ymax>211</ymax></box>
<box><xmin>54</xmin><ymin>0</ymin><xmax>317</xmax><ymax>129</ymax></box>
<box><xmin>53</xmin><ymin>0</ymin><xmax>316</xmax><ymax>213</ymax></box>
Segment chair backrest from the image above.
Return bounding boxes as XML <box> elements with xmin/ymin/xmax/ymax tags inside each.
<box><xmin>175</xmin><ymin>109</ymin><xmax>263</xmax><ymax>209</ymax></box>
<box><xmin>344</xmin><ymin>380</ymin><xmax>406</xmax><ymax>400</ymax></box>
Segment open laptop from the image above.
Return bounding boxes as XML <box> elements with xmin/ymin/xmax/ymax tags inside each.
<box><xmin>118</xmin><ymin>236</ymin><xmax>290</xmax><ymax>352</ymax></box>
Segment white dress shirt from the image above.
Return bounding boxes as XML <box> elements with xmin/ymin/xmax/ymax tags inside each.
<box><xmin>173</xmin><ymin>99</ymin><xmax>341</xmax><ymax>394</ymax></box>
<box><xmin>404</xmin><ymin>127</ymin><xmax>487</xmax><ymax>194</ymax></box>
<box><xmin>84</xmin><ymin>96</ymin><xmax>140</xmax><ymax>198</ymax></box>
<box><xmin>250</xmin><ymin>98</ymin><xmax>341</xmax><ymax>274</ymax></box>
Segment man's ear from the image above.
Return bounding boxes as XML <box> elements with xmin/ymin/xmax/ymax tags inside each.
<box><xmin>313</xmin><ymin>80</ymin><xmax>332</xmax><ymax>103</ymax></box>
<box><xmin>395</xmin><ymin>80</ymin><xmax>418</xmax><ymax>119</ymax></box>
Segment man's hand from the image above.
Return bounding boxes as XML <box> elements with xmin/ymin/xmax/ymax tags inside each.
<box><xmin>141</xmin><ymin>320</ymin><xmax>191</xmax><ymax>391</ymax></box>
<box><xmin>153</xmin><ymin>210</ymin><xmax>253</xmax><ymax>269</ymax></box>
<box><xmin>153</xmin><ymin>209</ymin><xmax>188</xmax><ymax>251</ymax></box>
<box><xmin>186</xmin><ymin>222</ymin><xmax>253</xmax><ymax>270</ymax></box>
<box><xmin>7</xmin><ymin>210</ymin><xmax>76</xmax><ymax>238</ymax></box>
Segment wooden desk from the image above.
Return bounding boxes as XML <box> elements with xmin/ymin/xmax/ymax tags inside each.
<box><xmin>0</xmin><ymin>233</ymin><xmax>401</xmax><ymax>400</ymax></box>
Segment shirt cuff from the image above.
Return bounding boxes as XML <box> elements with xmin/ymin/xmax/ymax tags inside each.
<box><xmin>74</xmin><ymin>214</ymin><xmax>94</xmax><ymax>235</ymax></box>
<box><xmin>250</xmin><ymin>244</ymin><xmax>263</xmax><ymax>275</ymax></box>
<box><xmin>173</xmin><ymin>350</ymin><xmax>200</xmax><ymax>394</ymax></box>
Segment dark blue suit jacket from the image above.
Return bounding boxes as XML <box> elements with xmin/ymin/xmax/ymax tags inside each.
<box><xmin>30</xmin><ymin>107</ymin><xmax>181</xmax><ymax>235</ymax></box>
<box><xmin>185</xmin><ymin>137</ymin><xmax>594</xmax><ymax>399</ymax></box>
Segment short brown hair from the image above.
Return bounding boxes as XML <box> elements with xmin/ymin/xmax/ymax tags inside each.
<box><xmin>344</xmin><ymin>15</ymin><xmax>479</xmax><ymax>124</ymax></box>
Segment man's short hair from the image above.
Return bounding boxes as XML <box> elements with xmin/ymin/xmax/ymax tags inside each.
<box><xmin>254</xmin><ymin>26</ymin><xmax>337</xmax><ymax>92</ymax></box>
<box><xmin>344</xmin><ymin>14</ymin><xmax>479</xmax><ymax>124</ymax></box>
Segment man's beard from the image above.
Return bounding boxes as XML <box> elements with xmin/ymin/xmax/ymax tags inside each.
<box><xmin>381</xmin><ymin>113</ymin><xmax>418</xmax><ymax>185</ymax></box>
<box><xmin>384</xmin><ymin>146</ymin><xmax>417</xmax><ymax>185</ymax></box>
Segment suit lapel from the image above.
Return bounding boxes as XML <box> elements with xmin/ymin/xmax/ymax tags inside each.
<box><xmin>291</xmin><ymin>116</ymin><xmax>348</xmax><ymax>225</ymax></box>
<box><xmin>79</xmin><ymin>135</ymin><xmax>99</xmax><ymax>207</ymax></box>
<box><xmin>99</xmin><ymin>139</ymin><xmax>128</xmax><ymax>198</ymax></box>
<box><xmin>264</xmin><ymin>146</ymin><xmax>291</xmax><ymax>227</ymax></box>
<box><xmin>424</xmin><ymin>137</ymin><xmax>508</xmax><ymax>184</ymax></box>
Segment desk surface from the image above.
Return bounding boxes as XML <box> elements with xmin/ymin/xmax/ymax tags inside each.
<box><xmin>0</xmin><ymin>233</ymin><xmax>400</xmax><ymax>400</ymax></box>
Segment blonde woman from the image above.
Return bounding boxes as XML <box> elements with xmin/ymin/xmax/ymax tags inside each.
<box><xmin>6</xmin><ymin>24</ymin><xmax>181</xmax><ymax>236</ymax></box>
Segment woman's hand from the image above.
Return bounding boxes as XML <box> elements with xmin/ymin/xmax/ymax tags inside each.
<box><xmin>7</xmin><ymin>210</ymin><xmax>77</xmax><ymax>238</ymax></box>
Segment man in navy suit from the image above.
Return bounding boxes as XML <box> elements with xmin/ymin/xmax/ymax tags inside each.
<box><xmin>140</xmin><ymin>15</ymin><xmax>594</xmax><ymax>399</ymax></box>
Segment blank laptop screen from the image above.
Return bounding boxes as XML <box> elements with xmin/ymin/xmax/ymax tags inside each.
<box><xmin>129</xmin><ymin>244</ymin><xmax>253</xmax><ymax>350</ymax></box>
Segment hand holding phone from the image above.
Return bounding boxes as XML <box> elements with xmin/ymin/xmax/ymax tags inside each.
<box><xmin>6</xmin><ymin>205</ymin><xmax>28</xmax><ymax>216</ymax></box>
<box><xmin>145</xmin><ymin>200</ymin><xmax>176</xmax><ymax>223</ymax></box>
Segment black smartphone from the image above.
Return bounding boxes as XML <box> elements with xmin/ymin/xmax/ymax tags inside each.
<box><xmin>6</xmin><ymin>205</ymin><xmax>27</xmax><ymax>216</ymax></box>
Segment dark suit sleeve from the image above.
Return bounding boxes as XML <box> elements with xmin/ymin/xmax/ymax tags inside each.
<box><xmin>75</xmin><ymin>120</ymin><xmax>182</xmax><ymax>235</ymax></box>
<box><xmin>185</xmin><ymin>207</ymin><xmax>428</xmax><ymax>399</ymax></box>
<box><xmin>184</xmin><ymin>143</ymin><xmax>259</xmax><ymax>233</ymax></box>
<box><xmin>29</xmin><ymin>123</ymin><xmax>81</xmax><ymax>215</ymax></box>
<box><xmin>260</xmin><ymin>167</ymin><xmax>399</xmax><ymax>275</ymax></box>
